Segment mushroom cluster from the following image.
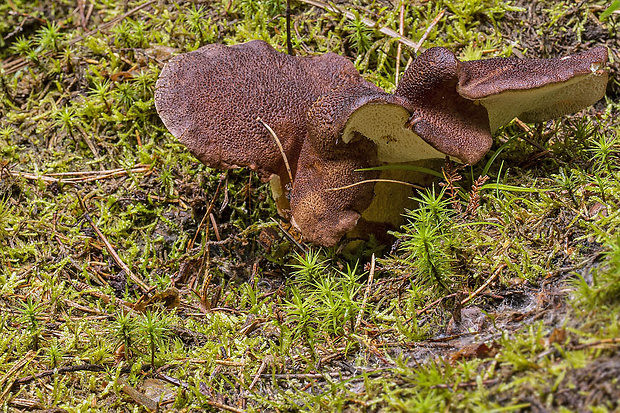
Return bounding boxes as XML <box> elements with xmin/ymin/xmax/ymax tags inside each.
<box><xmin>155</xmin><ymin>40</ymin><xmax>608</xmax><ymax>246</ymax></box>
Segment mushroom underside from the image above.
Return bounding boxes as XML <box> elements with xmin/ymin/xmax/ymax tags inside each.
<box><xmin>469</xmin><ymin>72</ymin><xmax>609</xmax><ymax>132</ymax></box>
<box><xmin>341</xmin><ymin>103</ymin><xmax>448</xmax><ymax>163</ymax></box>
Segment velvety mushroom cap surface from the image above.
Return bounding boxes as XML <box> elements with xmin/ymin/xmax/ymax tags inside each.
<box><xmin>395</xmin><ymin>47</ymin><xmax>493</xmax><ymax>165</ymax></box>
<box><xmin>290</xmin><ymin>84</ymin><xmax>385</xmax><ymax>246</ymax></box>
<box><xmin>290</xmin><ymin>138</ymin><xmax>378</xmax><ymax>246</ymax></box>
<box><xmin>154</xmin><ymin>40</ymin><xmax>366</xmax><ymax>181</ymax></box>
<box><xmin>457</xmin><ymin>46</ymin><xmax>609</xmax><ymax>131</ymax></box>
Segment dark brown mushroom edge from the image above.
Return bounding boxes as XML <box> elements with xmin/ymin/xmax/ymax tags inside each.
<box><xmin>155</xmin><ymin>40</ymin><xmax>609</xmax><ymax>247</ymax></box>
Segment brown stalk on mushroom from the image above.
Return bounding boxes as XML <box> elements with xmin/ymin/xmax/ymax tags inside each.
<box><xmin>155</xmin><ymin>40</ymin><xmax>608</xmax><ymax>247</ymax></box>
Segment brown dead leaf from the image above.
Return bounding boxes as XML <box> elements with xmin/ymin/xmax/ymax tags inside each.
<box><xmin>114</xmin><ymin>343</ymin><xmax>126</xmax><ymax>363</ymax></box>
<box><xmin>258</xmin><ymin>227</ymin><xmax>279</xmax><ymax>252</ymax></box>
<box><xmin>110</xmin><ymin>71</ymin><xmax>134</xmax><ymax>82</ymax></box>
<box><xmin>119</xmin><ymin>378</ymin><xmax>158</xmax><ymax>411</ymax></box>
<box><xmin>588</xmin><ymin>202</ymin><xmax>608</xmax><ymax>219</ymax></box>
<box><xmin>449</xmin><ymin>342</ymin><xmax>498</xmax><ymax>363</ymax></box>
<box><xmin>133</xmin><ymin>287</ymin><xmax>180</xmax><ymax>312</ymax></box>
<box><xmin>546</xmin><ymin>327</ymin><xmax>567</xmax><ymax>348</ymax></box>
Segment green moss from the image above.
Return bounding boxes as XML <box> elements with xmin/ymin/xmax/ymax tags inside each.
<box><xmin>0</xmin><ymin>0</ymin><xmax>618</xmax><ymax>410</ymax></box>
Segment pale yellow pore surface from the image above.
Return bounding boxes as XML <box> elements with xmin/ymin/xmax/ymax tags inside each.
<box><xmin>475</xmin><ymin>70</ymin><xmax>608</xmax><ymax>132</ymax></box>
<box><xmin>342</xmin><ymin>104</ymin><xmax>446</xmax><ymax>163</ymax></box>
<box><xmin>340</xmin><ymin>104</ymin><xmax>448</xmax><ymax>232</ymax></box>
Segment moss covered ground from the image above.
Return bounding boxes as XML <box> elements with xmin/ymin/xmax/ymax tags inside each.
<box><xmin>0</xmin><ymin>0</ymin><xmax>619</xmax><ymax>411</ymax></box>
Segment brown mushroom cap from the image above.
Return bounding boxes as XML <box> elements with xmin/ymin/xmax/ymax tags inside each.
<box><xmin>154</xmin><ymin>40</ymin><xmax>365</xmax><ymax>182</ymax></box>
<box><xmin>304</xmin><ymin>48</ymin><xmax>495</xmax><ymax>167</ymax></box>
<box><xmin>290</xmin><ymin>84</ymin><xmax>385</xmax><ymax>246</ymax></box>
<box><xmin>394</xmin><ymin>47</ymin><xmax>494</xmax><ymax>165</ymax></box>
<box><xmin>457</xmin><ymin>46</ymin><xmax>609</xmax><ymax>131</ymax></box>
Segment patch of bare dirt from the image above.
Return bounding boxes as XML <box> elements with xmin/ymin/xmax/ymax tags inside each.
<box><xmin>554</xmin><ymin>356</ymin><xmax>620</xmax><ymax>412</ymax></box>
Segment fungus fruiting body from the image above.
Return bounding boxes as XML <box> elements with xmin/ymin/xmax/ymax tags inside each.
<box><xmin>155</xmin><ymin>41</ymin><xmax>608</xmax><ymax>247</ymax></box>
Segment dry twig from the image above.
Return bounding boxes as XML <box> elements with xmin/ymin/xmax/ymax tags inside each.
<box><xmin>249</xmin><ymin>355</ymin><xmax>275</xmax><ymax>390</ymax></box>
<box><xmin>513</xmin><ymin>118</ymin><xmax>560</xmax><ymax>165</ymax></box>
<box><xmin>270</xmin><ymin>217</ymin><xmax>307</xmax><ymax>253</ymax></box>
<box><xmin>0</xmin><ymin>351</ymin><xmax>36</xmax><ymax>403</ymax></box>
<box><xmin>8</xmin><ymin>164</ymin><xmax>151</xmax><ymax>184</ymax></box>
<box><xmin>326</xmin><ymin>178</ymin><xmax>425</xmax><ymax>192</ymax></box>
<box><xmin>257</xmin><ymin>117</ymin><xmax>294</xmax><ymax>184</ymax></box>
<box><xmin>415</xmin><ymin>9</ymin><xmax>445</xmax><ymax>53</ymax></box>
<box><xmin>205</xmin><ymin>400</ymin><xmax>246</xmax><ymax>413</ymax></box>
<box><xmin>572</xmin><ymin>337</ymin><xmax>620</xmax><ymax>350</ymax></box>
<box><xmin>415</xmin><ymin>293</ymin><xmax>459</xmax><ymax>317</ymax></box>
<box><xmin>13</xmin><ymin>364</ymin><xmax>115</xmax><ymax>388</ymax></box>
<box><xmin>78</xmin><ymin>195</ymin><xmax>150</xmax><ymax>292</ymax></box>
<box><xmin>355</xmin><ymin>254</ymin><xmax>376</xmax><ymax>332</ymax></box>
<box><xmin>188</xmin><ymin>174</ymin><xmax>225</xmax><ymax>250</ymax></box>
<box><xmin>395</xmin><ymin>2</ymin><xmax>405</xmax><ymax>85</ymax></box>
<box><xmin>298</xmin><ymin>0</ymin><xmax>418</xmax><ymax>49</ymax></box>
<box><xmin>405</xmin><ymin>8</ymin><xmax>446</xmax><ymax>69</ymax></box>
<box><xmin>460</xmin><ymin>264</ymin><xmax>506</xmax><ymax>307</ymax></box>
